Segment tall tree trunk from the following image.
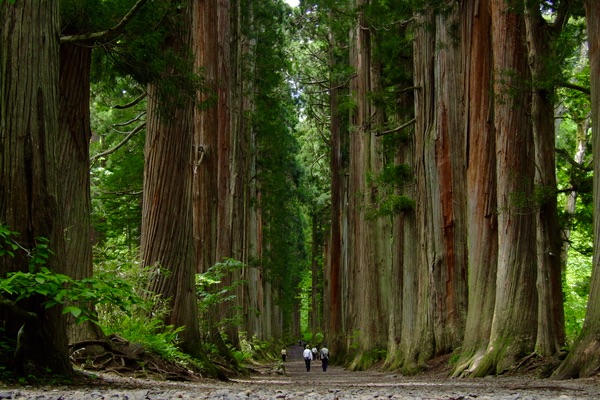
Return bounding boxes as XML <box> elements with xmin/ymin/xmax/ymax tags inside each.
<box><xmin>399</xmin><ymin>7</ymin><xmax>436</xmax><ymax>373</ymax></box>
<box><xmin>453</xmin><ymin>0</ymin><xmax>498</xmax><ymax>377</ymax></box>
<box><xmin>430</xmin><ymin>2</ymin><xmax>468</xmax><ymax>354</ymax></box>
<box><xmin>553</xmin><ymin>0</ymin><xmax>600</xmax><ymax>380</ymax></box>
<box><xmin>58</xmin><ymin>42</ymin><xmax>104</xmax><ymax>346</ymax></box>
<box><xmin>310</xmin><ymin>208</ymin><xmax>322</xmax><ymax>334</ymax></box>
<box><xmin>472</xmin><ymin>0</ymin><xmax>537</xmax><ymax>376</ymax></box>
<box><xmin>0</xmin><ymin>0</ymin><xmax>71</xmax><ymax>375</ymax></box>
<box><xmin>192</xmin><ymin>0</ymin><xmax>219</xmax><ymax>277</ymax></box>
<box><xmin>325</xmin><ymin>6</ymin><xmax>349</xmax><ymax>355</ymax></box>
<box><xmin>140</xmin><ymin>0</ymin><xmax>209</xmax><ymax>366</ymax></box>
<box><xmin>346</xmin><ymin>0</ymin><xmax>389</xmax><ymax>369</ymax></box>
<box><xmin>401</xmin><ymin>1</ymin><xmax>468</xmax><ymax>372</ymax></box>
<box><xmin>524</xmin><ymin>0</ymin><xmax>566</xmax><ymax>356</ymax></box>
<box><xmin>384</xmin><ymin>31</ymin><xmax>415</xmax><ymax>369</ymax></box>
<box><xmin>193</xmin><ymin>0</ymin><xmax>242</xmax><ymax>351</ymax></box>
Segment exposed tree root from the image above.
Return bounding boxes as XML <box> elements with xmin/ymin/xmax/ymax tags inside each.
<box><xmin>69</xmin><ymin>333</ymin><xmax>201</xmax><ymax>381</ymax></box>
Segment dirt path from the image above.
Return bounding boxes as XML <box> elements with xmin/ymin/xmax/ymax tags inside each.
<box><xmin>228</xmin><ymin>345</ymin><xmax>600</xmax><ymax>399</ymax></box>
<box><xmin>2</xmin><ymin>346</ymin><xmax>600</xmax><ymax>399</ymax></box>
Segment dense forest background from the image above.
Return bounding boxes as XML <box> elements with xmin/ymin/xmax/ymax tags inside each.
<box><xmin>1</xmin><ymin>0</ymin><xmax>600</xmax><ymax>382</ymax></box>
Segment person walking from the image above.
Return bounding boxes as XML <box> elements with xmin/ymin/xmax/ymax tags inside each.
<box><xmin>319</xmin><ymin>344</ymin><xmax>330</xmax><ymax>372</ymax></box>
<box><xmin>311</xmin><ymin>346</ymin><xmax>318</xmax><ymax>361</ymax></box>
<box><xmin>281</xmin><ymin>347</ymin><xmax>287</xmax><ymax>362</ymax></box>
<box><xmin>303</xmin><ymin>345</ymin><xmax>313</xmax><ymax>371</ymax></box>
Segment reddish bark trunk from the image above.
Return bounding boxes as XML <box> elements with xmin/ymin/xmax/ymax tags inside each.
<box><xmin>453</xmin><ymin>0</ymin><xmax>498</xmax><ymax>377</ymax></box>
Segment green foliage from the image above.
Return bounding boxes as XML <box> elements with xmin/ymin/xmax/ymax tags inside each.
<box><xmin>92</xmin><ymin>244</ymin><xmax>201</xmax><ymax>367</ymax></box>
<box><xmin>196</xmin><ymin>259</ymin><xmax>246</xmax><ymax>329</ymax></box>
<box><xmin>366</xmin><ymin>164</ymin><xmax>415</xmax><ymax>219</ymax></box>
<box><xmin>0</xmin><ymin>225</ymin><xmax>19</xmax><ymax>258</ymax></box>
<box><xmin>0</xmin><ymin>267</ymin><xmax>143</xmax><ymax>324</ymax></box>
<box><xmin>90</xmin><ymin>78</ymin><xmax>145</xmax><ymax>250</ymax></box>
<box><xmin>563</xmin><ymin>231</ymin><xmax>592</xmax><ymax>345</ymax></box>
<box><xmin>0</xmin><ymin>225</ymin><xmax>143</xmax><ymax>323</ymax></box>
<box><xmin>252</xmin><ymin>0</ymin><xmax>309</xmax><ymax>332</ymax></box>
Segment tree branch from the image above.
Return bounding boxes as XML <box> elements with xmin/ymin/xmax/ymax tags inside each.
<box><xmin>61</xmin><ymin>0</ymin><xmax>150</xmax><ymax>44</ymax></box>
<box><xmin>559</xmin><ymin>82</ymin><xmax>591</xmax><ymax>96</ymax></box>
<box><xmin>375</xmin><ymin>118</ymin><xmax>416</xmax><ymax>137</ymax></box>
<box><xmin>112</xmin><ymin>111</ymin><xmax>146</xmax><ymax>127</ymax></box>
<box><xmin>113</xmin><ymin>93</ymin><xmax>147</xmax><ymax>110</ymax></box>
<box><xmin>548</xmin><ymin>0</ymin><xmax>570</xmax><ymax>32</ymax></box>
<box><xmin>90</xmin><ymin>122</ymin><xmax>146</xmax><ymax>166</ymax></box>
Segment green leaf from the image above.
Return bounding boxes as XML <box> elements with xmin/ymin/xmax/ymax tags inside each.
<box><xmin>63</xmin><ymin>306</ymin><xmax>82</xmax><ymax>317</ymax></box>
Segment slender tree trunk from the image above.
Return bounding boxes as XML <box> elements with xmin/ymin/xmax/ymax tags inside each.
<box><xmin>399</xmin><ymin>7</ymin><xmax>436</xmax><ymax>373</ymax></box>
<box><xmin>0</xmin><ymin>0</ymin><xmax>71</xmax><ymax>375</ymax></box>
<box><xmin>325</xmin><ymin>6</ymin><xmax>348</xmax><ymax>354</ymax></box>
<box><xmin>472</xmin><ymin>0</ymin><xmax>537</xmax><ymax>376</ymax></box>
<box><xmin>310</xmin><ymin>209</ymin><xmax>321</xmax><ymax>334</ymax></box>
<box><xmin>560</xmin><ymin>118</ymin><xmax>590</xmax><ymax>267</ymax></box>
<box><xmin>58</xmin><ymin>42</ymin><xmax>105</xmax><ymax>346</ymax></box>
<box><xmin>453</xmin><ymin>0</ymin><xmax>498</xmax><ymax>377</ymax></box>
<box><xmin>553</xmin><ymin>0</ymin><xmax>600</xmax><ymax>380</ymax></box>
<box><xmin>524</xmin><ymin>1</ymin><xmax>566</xmax><ymax>356</ymax></box>
<box><xmin>384</xmin><ymin>32</ymin><xmax>414</xmax><ymax>369</ymax></box>
<box><xmin>193</xmin><ymin>0</ymin><xmax>219</xmax><ymax>277</ymax></box>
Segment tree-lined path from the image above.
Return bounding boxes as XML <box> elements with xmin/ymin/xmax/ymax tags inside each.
<box><xmin>3</xmin><ymin>0</ymin><xmax>600</xmax><ymax>392</ymax></box>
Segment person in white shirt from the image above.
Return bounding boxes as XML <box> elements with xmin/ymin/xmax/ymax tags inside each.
<box><xmin>302</xmin><ymin>345</ymin><xmax>313</xmax><ymax>371</ymax></box>
<box><xmin>319</xmin><ymin>345</ymin><xmax>330</xmax><ymax>371</ymax></box>
<box><xmin>281</xmin><ymin>347</ymin><xmax>287</xmax><ymax>362</ymax></box>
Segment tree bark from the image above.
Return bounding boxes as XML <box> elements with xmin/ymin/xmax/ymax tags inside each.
<box><xmin>140</xmin><ymin>0</ymin><xmax>208</xmax><ymax>364</ymax></box>
<box><xmin>452</xmin><ymin>0</ymin><xmax>498</xmax><ymax>377</ymax></box>
<box><xmin>325</xmin><ymin>4</ymin><xmax>350</xmax><ymax>356</ymax></box>
<box><xmin>346</xmin><ymin>0</ymin><xmax>390</xmax><ymax>369</ymax></box>
<box><xmin>472</xmin><ymin>0</ymin><xmax>537</xmax><ymax>376</ymax></box>
<box><xmin>400</xmin><ymin>1</ymin><xmax>468</xmax><ymax>372</ymax></box>
<box><xmin>58</xmin><ymin>41</ymin><xmax>105</xmax><ymax>346</ymax></box>
<box><xmin>430</xmin><ymin>1</ymin><xmax>468</xmax><ymax>354</ymax></box>
<box><xmin>192</xmin><ymin>0</ymin><xmax>219</xmax><ymax>277</ymax></box>
<box><xmin>0</xmin><ymin>0</ymin><xmax>72</xmax><ymax>375</ymax></box>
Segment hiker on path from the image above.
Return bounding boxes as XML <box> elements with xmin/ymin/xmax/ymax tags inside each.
<box><xmin>281</xmin><ymin>348</ymin><xmax>287</xmax><ymax>362</ymax></box>
<box><xmin>311</xmin><ymin>346</ymin><xmax>318</xmax><ymax>361</ymax></box>
<box><xmin>319</xmin><ymin>345</ymin><xmax>330</xmax><ymax>372</ymax></box>
<box><xmin>303</xmin><ymin>345</ymin><xmax>313</xmax><ymax>371</ymax></box>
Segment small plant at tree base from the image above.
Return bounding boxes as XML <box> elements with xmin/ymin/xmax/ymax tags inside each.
<box><xmin>195</xmin><ymin>258</ymin><xmax>247</xmax><ymax>332</ymax></box>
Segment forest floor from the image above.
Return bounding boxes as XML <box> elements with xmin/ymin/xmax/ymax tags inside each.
<box><xmin>1</xmin><ymin>345</ymin><xmax>599</xmax><ymax>399</ymax></box>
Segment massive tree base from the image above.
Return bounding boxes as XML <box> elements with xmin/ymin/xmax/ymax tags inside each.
<box><xmin>552</xmin><ymin>338</ymin><xmax>600</xmax><ymax>379</ymax></box>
